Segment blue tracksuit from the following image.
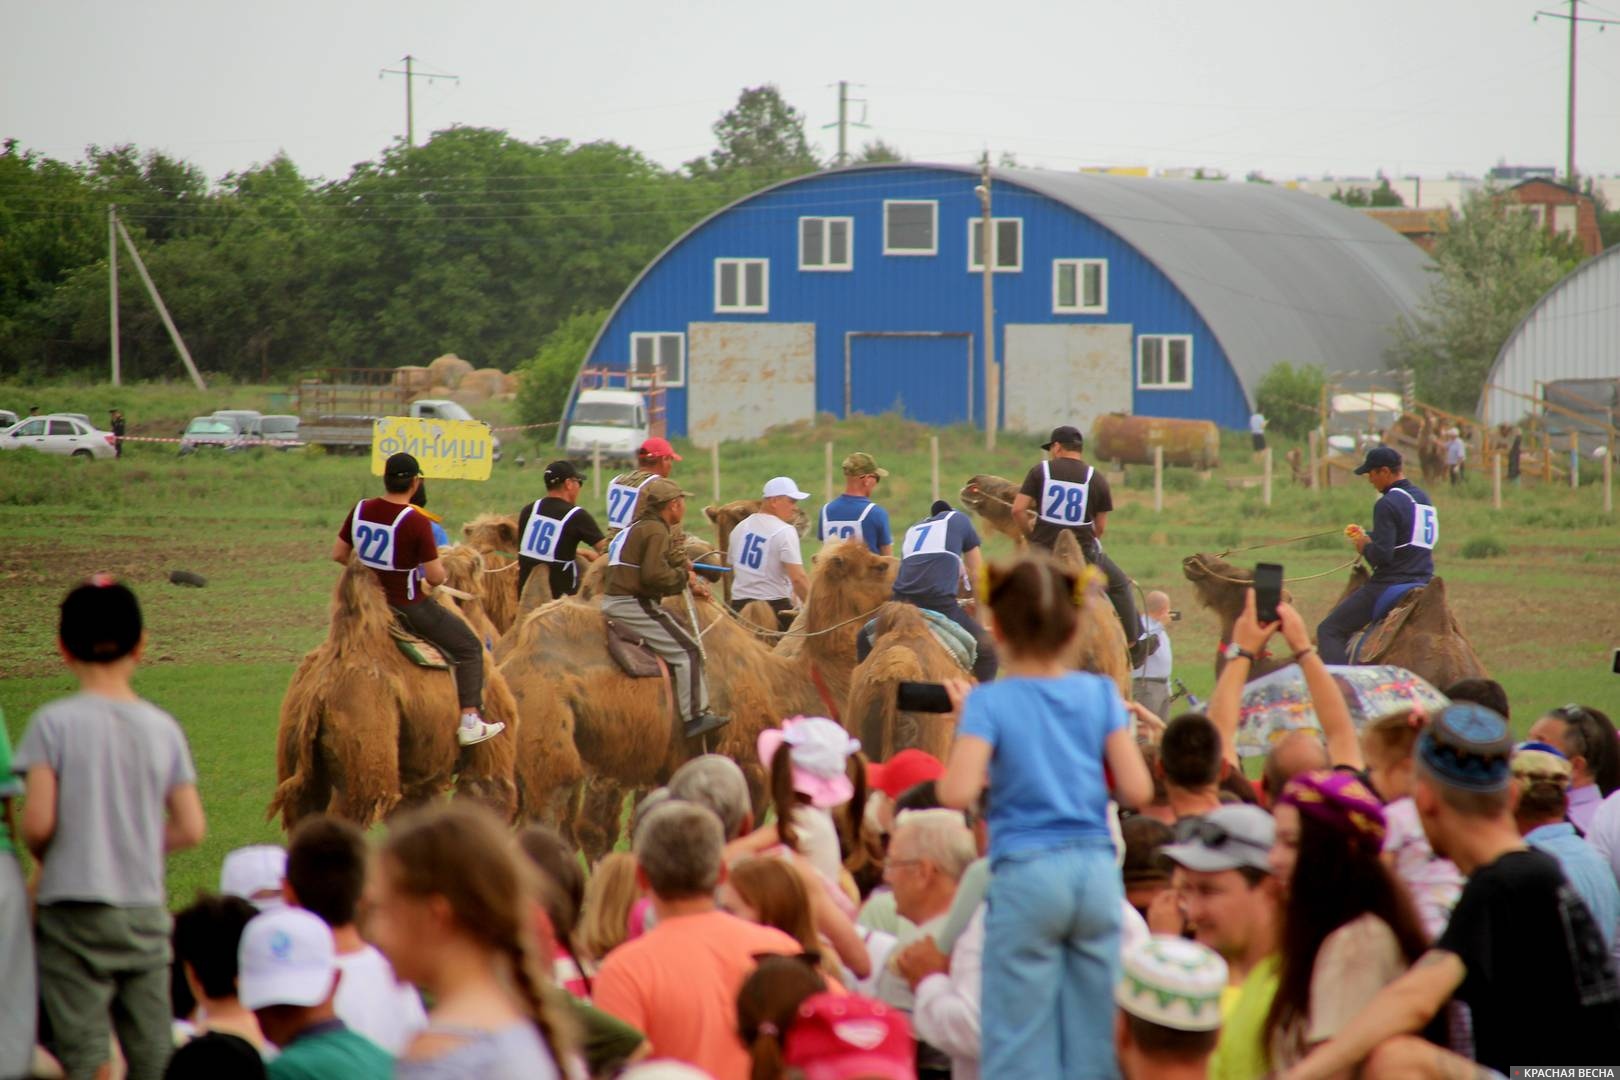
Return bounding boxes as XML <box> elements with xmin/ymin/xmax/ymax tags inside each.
<box><xmin>1318</xmin><ymin>480</ymin><xmax>1437</xmax><ymax>663</ymax></box>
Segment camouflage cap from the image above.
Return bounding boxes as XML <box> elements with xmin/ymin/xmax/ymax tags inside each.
<box><xmin>841</xmin><ymin>451</ymin><xmax>889</xmax><ymax>478</ymax></box>
<box><xmin>640</xmin><ymin>477</ymin><xmax>693</xmax><ymax>507</ymax></box>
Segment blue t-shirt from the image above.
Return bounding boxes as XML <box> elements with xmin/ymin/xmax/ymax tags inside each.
<box><xmin>818</xmin><ymin>494</ymin><xmax>893</xmax><ymax>552</ymax></box>
<box><xmin>892</xmin><ymin>510</ymin><xmax>980</xmax><ymax>603</ymax></box>
<box><xmin>957</xmin><ymin>673</ymin><xmax>1127</xmax><ymax>861</ymax></box>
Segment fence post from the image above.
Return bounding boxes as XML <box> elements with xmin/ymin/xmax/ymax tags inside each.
<box><xmin>1154</xmin><ymin>445</ymin><xmax>1164</xmax><ymax>513</ymax></box>
<box><xmin>1605</xmin><ymin>445</ymin><xmax>1614</xmax><ymax>515</ymax></box>
<box><xmin>1492</xmin><ymin>452</ymin><xmax>1502</xmax><ymax>511</ymax></box>
<box><xmin>711</xmin><ymin>441</ymin><xmax>721</xmax><ymax>503</ymax></box>
<box><xmin>824</xmin><ymin>441</ymin><xmax>834</xmax><ymax>503</ymax></box>
<box><xmin>1571</xmin><ymin>432</ymin><xmax>1580</xmax><ymax>490</ymax></box>
<box><xmin>1262</xmin><ymin>446</ymin><xmax>1273</xmax><ymax>507</ymax></box>
<box><xmin>1543</xmin><ymin>432</ymin><xmax>1553</xmax><ymax>484</ymax></box>
<box><xmin>592</xmin><ymin>444</ymin><xmax>602</xmax><ymax>503</ymax></box>
<box><xmin>930</xmin><ymin>435</ymin><xmax>940</xmax><ymax>504</ymax></box>
<box><xmin>1308</xmin><ymin>430</ymin><xmax>1319</xmax><ymax>491</ymax></box>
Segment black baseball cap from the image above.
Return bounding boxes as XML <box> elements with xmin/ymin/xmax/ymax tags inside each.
<box><xmin>384</xmin><ymin>452</ymin><xmax>422</xmax><ymax>478</ymax></box>
<box><xmin>1041</xmin><ymin>425</ymin><xmax>1084</xmax><ymax>451</ymax></box>
<box><xmin>60</xmin><ymin>575</ymin><xmax>143</xmax><ymax>663</ymax></box>
<box><xmin>1353</xmin><ymin>446</ymin><xmax>1403</xmax><ymax>475</ymax></box>
<box><xmin>544</xmin><ymin>460</ymin><xmax>583</xmax><ymax>487</ymax></box>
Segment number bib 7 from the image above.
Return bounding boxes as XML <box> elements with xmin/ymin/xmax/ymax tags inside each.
<box><xmin>605</xmin><ymin>477</ymin><xmax>648</xmax><ymax>531</ymax></box>
<box><xmin>352</xmin><ymin>502</ymin><xmax>418</xmax><ymax>598</ymax></box>
<box><xmin>520</xmin><ymin>503</ymin><xmax>580</xmax><ymax>563</ymax></box>
<box><xmin>1038</xmin><ymin>461</ymin><xmax>1092</xmax><ymax>527</ymax></box>
<box><xmin>902</xmin><ymin>512</ymin><xmax>958</xmax><ymax>560</ymax></box>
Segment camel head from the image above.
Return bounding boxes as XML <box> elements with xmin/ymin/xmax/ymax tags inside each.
<box><xmin>1181</xmin><ymin>553</ymin><xmax>1250</xmax><ymax>621</ymax></box>
<box><xmin>806</xmin><ymin>539</ymin><xmax>896</xmax><ymax>633</ymax></box>
<box><xmin>959</xmin><ymin>474</ymin><xmax>1018</xmax><ymax>523</ymax></box>
<box><xmin>461</xmin><ymin>513</ymin><xmax>519</xmax><ymax>554</ymax></box>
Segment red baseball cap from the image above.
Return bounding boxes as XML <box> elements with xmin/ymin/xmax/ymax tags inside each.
<box><xmin>865</xmin><ymin>749</ymin><xmax>945</xmax><ymax>801</ymax></box>
<box><xmin>783</xmin><ymin>993</ymin><xmax>914</xmax><ymax>1080</ymax></box>
<box><xmin>638</xmin><ymin>437</ymin><xmax>682</xmax><ymax>461</ymax></box>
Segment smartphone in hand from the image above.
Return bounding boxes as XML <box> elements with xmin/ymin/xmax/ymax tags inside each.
<box><xmin>896</xmin><ymin>681</ymin><xmax>954</xmax><ymax>713</ymax></box>
<box><xmin>1254</xmin><ymin>563</ymin><xmax>1284</xmax><ymax>625</ymax></box>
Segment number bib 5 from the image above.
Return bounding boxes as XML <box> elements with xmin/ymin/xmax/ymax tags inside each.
<box><xmin>605</xmin><ymin>478</ymin><xmax>648</xmax><ymax>531</ymax></box>
<box><xmin>1038</xmin><ymin>461</ymin><xmax>1092</xmax><ymax>527</ymax></box>
<box><xmin>520</xmin><ymin>503</ymin><xmax>580</xmax><ymax>563</ymax></box>
<box><xmin>1390</xmin><ymin>488</ymin><xmax>1439</xmax><ymax>550</ymax></box>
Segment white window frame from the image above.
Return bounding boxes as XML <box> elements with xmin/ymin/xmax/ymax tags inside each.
<box><xmin>799</xmin><ymin>216</ymin><xmax>854</xmax><ymax>271</ymax></box>
<box><xmin>1052</xmin><ymin>258</ymin><xmax>1108</xmax><ymax>314</ymax></box>
<box><xmin>1137</xmin><ymin>334</ymin><xmax>1194</xmax><ymax>390</ymax></box>
<box><xmin>882</xmin><ymin>199</ymin><xmax>938</xmax><ymax>256</ymax></box>
<box><xmin>1553</xmin><ymin>204</ymin><xmax>1579</xmax><ymax>236</ymax></box>
<box><xmin>629</xmin><ymin>332</ymin><xmax>686</xmax><ymax>388</ymax></box>
<box><xmin>967</xmin><ymin>217</ymin><xmax>1023</xmax><ymax>273</ymax></box>
<box><xmin>713</xmin><ymin>258</ymin><xmax>769</xmax><ymax>314</ymax></box>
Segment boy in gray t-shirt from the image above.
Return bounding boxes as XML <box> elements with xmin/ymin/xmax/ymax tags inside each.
<box><xmin>13</xmin><ymin>577</ymin><xmax>206</xmax><ymax>1080</ymax></box>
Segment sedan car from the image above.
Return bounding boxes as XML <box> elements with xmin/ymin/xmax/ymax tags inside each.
<box><xmin>0</xmin><ymin>409</ymin><xmax>19</xmax><ymax>431</ymax></box>
<box><xmin>179</xmin><ymin>415</ymin><xmax>245</xmax><ymax>455</ymax></box>
<box><xmin>258</xmin><ymin>414</ymin><xmax>302</xmax><ymax>449</ymax></box>
<box><xmin>0</xmin><ymin>415</ymin><xmax>118</xmax><ymax>459</ymax></box>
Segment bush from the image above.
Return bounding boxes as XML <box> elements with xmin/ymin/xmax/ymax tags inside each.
<box><xmin>515</xmin><ymin>308</ymin><xmax>609</xmax><ymax>430</ymax></box>
<box><xmin>1460</xmin><ymin>535</ymin><xmax>1507</xmax><ymax>559</ymax></box>
<box><xmin>1255</xmin><ymin>362</ymin><xmax>1326</xmax><ymax>440</ymax></box>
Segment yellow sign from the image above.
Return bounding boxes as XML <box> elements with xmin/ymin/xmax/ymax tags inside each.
<box><xmin>370</xmin><ymin>416</ymin><xmax>494</xmax><ymax>481</ymax></box>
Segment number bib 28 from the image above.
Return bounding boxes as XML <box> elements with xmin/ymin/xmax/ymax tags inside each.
<box><xmin>1038</xmin><ymin>462</ymin><xmax>1092</xmax><ymax>527</ymax></box>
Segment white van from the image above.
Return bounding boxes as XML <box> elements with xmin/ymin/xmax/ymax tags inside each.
<box><xmin>562</xmin><ymin>389</ymin><xmax>649</xmax><ymax>465</ymax></box>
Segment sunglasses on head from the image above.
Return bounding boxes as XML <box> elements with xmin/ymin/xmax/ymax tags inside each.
<box><xmin>1172</xmin><ymin>817</ymin><xmax>1266</xmax><ymax>852</ymax></box>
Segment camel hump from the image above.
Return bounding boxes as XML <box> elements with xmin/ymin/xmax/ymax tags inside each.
<box><xmin>704</xmin><ymin>504</ymin><xmax>720</xmax><ymax>523</ymax></box>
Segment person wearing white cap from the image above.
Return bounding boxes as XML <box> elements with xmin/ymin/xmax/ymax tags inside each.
<box><xmin>728</xmin><ymin>476</ymin><xmax>811</xmax><ymax>632</ymax></box>
<box><xmin>221</xmin><ymin>844</ymin><xmax>288</xmax><ymax>911</ymax></box>
<box><xmin>1115</xmin><ymin>935</ymin><xmax>1228</xmax><ymax>1080</ymax></box>
<box><xmin>238</xmin><ymin>908</ymin><xmax>393</xmax><ymax>1079</ymax></box>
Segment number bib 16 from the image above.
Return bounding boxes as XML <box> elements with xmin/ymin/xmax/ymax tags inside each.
<box><xmin>520</xmin><ymin>503</ymin><xmax>580</xmax><ymax>563</ymax></box>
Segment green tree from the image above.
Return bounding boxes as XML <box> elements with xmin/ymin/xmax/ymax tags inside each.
<box><xmin>686</xmin><ymin>86</ymin><xmax>819</xmax><ymax>183</ymax></box>
<box><xmin>515</xmin><ymin>308</ymin><xmax>608</xmax><ymax>427</ymax></box>
<box><xmin>1331</xmin><ymin>179</ymin><xmax>1404</xmax><ymax>208</ymax></box>
<box><xmin>1254</xmin><ymin>362</ymin><xmax>1326</xmax><ymax>439</ymax></box>
<box><xmin>1387</xmin><ymin>188</ymin><xmax>1580</xmax><ymax>411</ymax></box>
<box><xmin>855</xmin><ymin>140</ymin><xmax>905</xmax><ymax>164</ymax></box>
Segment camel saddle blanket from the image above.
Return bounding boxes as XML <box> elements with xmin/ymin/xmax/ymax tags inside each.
<box><xmin>604</xmin><ymin>617</ymin><xmax>664</xmax><ymax>679</ymax></box>
<box><xmin>387</xmin><ymin>623</ymin><xmax>451</xmax><ymax>670</ymax></box>
<box><xmin>1351</xmin><ymin>588</ymin><xmax>1423</xmax><ymax>665</ymax></box>
<box><xmin>917</xmin><ymin>609</ymin><xmax>978</xmax><ymax>673</ymax></box>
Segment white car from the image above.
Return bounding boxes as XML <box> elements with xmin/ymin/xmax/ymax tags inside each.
<box><xmin>562</xmin><ymin>389</ymin><xmax>649</xmax><ymax>465</ymax></box>
<box><xmin>0</xmin><ymin>409</ymin><xmax>19</xmax><ymax>432</ymax></box>
<box><xmin>0</xmin><ymin>414</ymin><xmax>118</xmax><ymax>459</ymax></box>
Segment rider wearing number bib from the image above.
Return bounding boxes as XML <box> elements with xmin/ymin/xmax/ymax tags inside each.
<box><xmin>729</xmin><ymin>476</ymin><xmax>812</xmax><ymax>632</ymax></box>
<box><xmin>516</xmin><ymin>460</ymin><xmax>605</xmax><ymax>599</ymax></box>
<box><xmin>817</xmin><ymin>452</ymin><xmax>894</xmax><ymax>555</ymax></box>
<box><xmin>1011</xmin><ymin>426</ymin><xmax>1155</xmax><ymax>668</ymax></box>
<box><xmin>604</xmin><ymin>437</ymin><xmax>682</xmax><ymax>535</ymax></box>
<box><xmin>1318</xmin><ymin>446</ymin><xmax>1437</xmax><ymax>665</ymax></box>
<box><xmin>332</xmin><ymin>452</ymin><xmax>504</xmax><ymax>747</ymax></box>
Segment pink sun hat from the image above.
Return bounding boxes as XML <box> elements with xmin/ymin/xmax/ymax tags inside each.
<box><xmin>757</xmin><ymin>716</ymin><xmax>862</xmax><ymax>809</ymax></box>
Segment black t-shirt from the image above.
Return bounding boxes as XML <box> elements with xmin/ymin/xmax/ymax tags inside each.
<box><xmin>516</xmin><ymin>496</ymin><xmax>605</xmax><ymax>598</ymax></box>
<box><xmin>1435</xmin><ymin>848</ymin><xmax>1620</xmax><ymax>1071</ymax></box>
<box><xmin>1018</xmin><ymin>456</ymin><xmax>1114</xmax><ymax>550</ymax></box>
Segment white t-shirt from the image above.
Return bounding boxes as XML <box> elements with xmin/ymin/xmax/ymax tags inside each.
<box><xmin>1250</xmin><ymin>413</ymin><xmax>1267</xmax><ymax>435</ymax></box>
<box><xmin>1132</xmin><ymin>616</ymin><xmax>1173</xmax><ymax>680</ymax></box>
<box><xmin>334</xmin><ymin>944</ymin><xmax>429</xmax><ymax>1054</ymax></box>
<box><xmin>792</xmin><ymin>804</ymin><xmax>845</xmax><ymax>888</ymax></box>
<box><xmin>730</xmin><ymin>512</ymin><xmax>803</xmax><ymax>602</ymax></box>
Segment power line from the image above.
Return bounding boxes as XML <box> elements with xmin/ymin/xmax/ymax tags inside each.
<box><xmin>1534</xmin><ymin>0</ymin><xmax>1620</xmax><ymax>182</ymax></box>
<box><xmin>379</xmin><ymin>55</ymin><xmax>459</xmax><ymax>148</ymax></box>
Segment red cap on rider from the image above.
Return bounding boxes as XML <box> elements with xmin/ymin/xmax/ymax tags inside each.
<box><xmin>638</xmin><ymin>437</ymin><xmax>682</xmax><ymax>462</ymax></box>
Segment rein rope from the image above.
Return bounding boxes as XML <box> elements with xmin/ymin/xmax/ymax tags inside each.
<box><xmin>1194</xmin><ymin>556</ymin><xmax>1364</xmax><ymax>586</ymax></box>
<box><xmin>1212</xmin><ymin>528</ymin><xmax>1342</xmax><ymax>558</ymax></box>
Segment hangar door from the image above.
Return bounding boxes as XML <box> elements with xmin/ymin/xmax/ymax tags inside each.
<box><xmin>1003</xmin><ymin>324</ymin><xmax>1133</xmax><ymax>436</ymax></box>
<box><xmin>686</xmin><ymin>322</ymin><xmax>816</xmax><ymax>447</ymax></box>
<box><xmin>847</xmin><ymin>333</ymin><xmax>974</xmax><ymax>426</ymax></box>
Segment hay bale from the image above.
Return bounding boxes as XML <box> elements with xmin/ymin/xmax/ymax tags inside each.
<box><xmin>502</xmin><ymin>372</ymin><xmax>521</xmax><ymax>396</ymax></box>
<box><xmin>450</xmin><ymin>386</ymin><xmax>490</xmax><ymax>406</ymax></box>
<box><xmin>427</xmin><ymin>354</ymin><xmax>474</xmax><ymax>389</ymax></box>
<box><xmin>461</xmin><ymin>367</ymin><xmax>507</xmax><ymax>400</ymax></box>
<box><xmin>393</xmin><ymin>365</ymin><xmax>433</xmax><ymax>392</ymax></box>
<box><xmin>416</xmin><ymin>385</ymin><xmax>454</xmax><ymax>401</ymax></box>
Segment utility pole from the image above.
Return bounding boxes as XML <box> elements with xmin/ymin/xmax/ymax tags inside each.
<box><xmin>380</xmin><ymin>54</ymin><xmax>459</xmax><ymax>148</ymax></box>
<box><xmin>1535</xmin><ymin>1</ymin><xmax>1620</xmax><ymax>184</ymax></box>
<box><xmin>977</xmin><ymin>152</ymin><xmax>998</xmax><ymax>451</ymax></box>
<box><xmin>821</xmin><ymin>81</ymin><xmax>869</xmax><ymax>167</ymax></box>
<box><xmin>112</xmin><ymin>211</ymin><xmax>207</xmax><ymax>391</ymax></box>
<box><xmin>108</xmin><ymin>204</ymin><xmax>120</xmax><ymax>387</ymax></box>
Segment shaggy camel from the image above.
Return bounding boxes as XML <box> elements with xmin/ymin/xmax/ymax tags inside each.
<box><xmin>497</xmin><ymin>539</ymin><xmax>895</xmax><ymax>860</ymax></box>
<box><xmin>270</xmin><ymin>559</ymin><xmax>522</xmax><ymax>831</ymax></box>
<box><xmin>959</xmin><ymin>474</ymin><xmax>1026</xmax><ymax>548</ymax></box>
<box><xmin>1181</xmin><ymin>552</ymin><xmax>1486</xmax><ymax>688</ymax></box>
<box><xmin>456</xmin><ymin>514</ymin><xmax>525</xmax><ymax>634</ymax></box>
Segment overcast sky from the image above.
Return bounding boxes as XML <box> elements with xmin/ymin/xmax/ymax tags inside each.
<box><xmin>5</xmin><ymin>0</ymin><xmax>1618</xmax><ymax>185</ymax></box>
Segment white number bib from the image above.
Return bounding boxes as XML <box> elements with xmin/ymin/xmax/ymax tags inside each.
<box><xmin>520</xmin><ymin>503</ymin><xmax>580</xmax><ymax>563</ymax></box>
<box><xmin>1038</xmin><ymin>461</ymin><xmax>1092</xmax><ymax>527</ymax></box>
<box><xmin>352</xmin><ymin>502</ymin><xmax>418</xmax><ymax>599</ymax></box>
<box><xmin>902</xmin><ymin>512</ymin><xmax>958</xmax><ymax>559</ymax></box>
<box><xmin>607</xmin><ymin>525</ymin><xmax>637</xmax><ymax>568</ymax></box>
<box><xmin>1390</xmin><ymin>488</ymin><xmax>1439</xmax><ymax>550</ymax></box>
<box><xmin>821</xmin><ymin>501</ymin><xmax>876</xmax><ymax>544</ymax></box>
<box><xmin>605</xmin><ymin>477</ymin><xmax>649</xmax><ymax>531</ymax></box>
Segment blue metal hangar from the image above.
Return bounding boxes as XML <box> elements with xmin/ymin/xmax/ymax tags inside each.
<box><xmin>568</xmin><ymin>164</ymin><xmax>1434</xmax><ymax>444</ymax></box>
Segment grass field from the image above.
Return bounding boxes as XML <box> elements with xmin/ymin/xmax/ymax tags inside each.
<box><xmin>3</xmin><ymin>380</ymin><xmax>1618</xmax><ymax>905</ymax></box>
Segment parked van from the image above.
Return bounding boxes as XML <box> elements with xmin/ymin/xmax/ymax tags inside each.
<box><xmin>562</xmin><ymin>390</ymin><xmax>649</xmax><ymax>465</ymax></box>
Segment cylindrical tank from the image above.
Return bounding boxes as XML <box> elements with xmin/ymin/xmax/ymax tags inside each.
<box><xmin>1090</xmin><ymin>413</ymin><xmax>1221</xmax><ymax>469</ymax></box>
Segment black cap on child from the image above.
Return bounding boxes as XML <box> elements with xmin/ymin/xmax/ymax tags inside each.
<box><xmin>60</xmin><ymin>574</ymin><xmax>143</xmax><ymax>663</ymax></box>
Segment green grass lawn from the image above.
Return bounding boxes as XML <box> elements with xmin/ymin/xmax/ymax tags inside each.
<box><xmin>3</xmin><ymin>383</ymin><xmax>1618</xmax><ymax>904</ymax></box>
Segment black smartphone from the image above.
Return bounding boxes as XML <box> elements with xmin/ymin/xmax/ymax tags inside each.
<box><xmin>1612</xmin><ymin>647</ymin><xmax>1620</xmax><ymax>675</ymax></box>
<box><xmin>897</xmin><ymin>681</ymin><xmax>954</xmax><ymax>713</ymax></box>
<box><xmin>1254</xmin><ymin>563</ymin><xmax>1284</xmax><ymax>625</ymax></box>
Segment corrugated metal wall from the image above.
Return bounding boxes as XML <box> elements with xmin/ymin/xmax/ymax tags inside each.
<box><xmin>1482</xmin><ymin>246</ymin><xmax>1620</xmax><ymax>424</ymax></box>
<box><xmin>584</xmin><ymin>167</ymin><xmax>1248</xmax><ymax>437</ymax></box>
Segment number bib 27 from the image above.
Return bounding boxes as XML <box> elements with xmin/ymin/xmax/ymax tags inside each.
<box><xmin>605</xmin><ymin>479</ymin><xmax>646</xmax><ymax>531</ymax></box>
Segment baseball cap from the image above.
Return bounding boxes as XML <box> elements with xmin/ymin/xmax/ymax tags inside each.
<box><xmin>384</xmin><ymin>452</ymin><xmax>422</xmax><ymax>478</ymax></box>
<box><xmin>866</xmin><ymin>749</ymin><xmax>944</xmax><ymax>800</ymax></box>
<box><xmin>783</xmin><ymin>992</ymin><xmax>914</xmax><ymax>1080</ymax></box>
<box><xmin>237</xmin><ymin>908</ymin><xmax>338</xmax><ymax>1011</ymax></box>
<box><xmin>59</xmin><ymin>575</ymin><xmax>143</xmax><ymax>663</ymax></box>
<box><xmin>758</xmin><ymin>716</ymin><xmax>862</xmax><ymax>809</ymax></box>
<box><xmin>220</xmin><ymin>845</ymin><xmax>288</xmax><ymax>911</ymax></box>
<box><xmin>1512</xmin><ymin>741</ymin><xmax>1573</xmax><ymax>786</ymax></box>
<box><xmin>1353</xmin><ymin>446</ymin><xmax>1403</xmax><ymax>474</ymax></box>
<box><xmin>763</xmin><ymin>476</ymin><xmax>812</xmax><ymax>501</ymax></box>
<box><xmin>543</xmin><ymin>459</ymin><xmax>583</xmax><ymax>487</ymax></box>
<box><xmin>1417</xmin><ymin>702</ymin><xmax>1513</xmax><ymax>792</ymax></box>
<box><xmin>1116</xmin><ymin>935</ymin><xmax>1228</xmax><ymax>1032</ymax></box>
<box><xmin>638</xmin><ymin>437</ymin><xmax>682</xmax><ymax>462</ymax></box>
<box><xmin>640</xmin><ymin>477</ymin><xmax>694</xmax><ymax>507</ymax></box>
<box><xmin>1041</xmin><ymin>425</ymin><xmax>1084</xmax><ymax>450</ymax></box>
<box><xmin>1159</xmin><ymin>804</ymin><xmax>1276</xmax><ymax>874</ymax></box>
<box><xmin>841</xmin><ymin>452</ymin><xmax>889</xmax><ymax>479</ymax></box>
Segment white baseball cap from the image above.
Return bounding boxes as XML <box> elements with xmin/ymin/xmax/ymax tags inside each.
<box><xmin>220</xmin><ymin>845</ymin><xmax>288</xmax><ymax>911</ymax></box>
<box><xmin>762</xmin><ymin>476</ymin><xmax>811</xmax><ymax>501</ymax></box>
<box><xmin>238</xmin><ymin>908</ymin><xmax>338</xmax><ymax>1011</ymax></box>
<box><xmin>1116</xmin><ymin>934</ymin><xmax>1228</xmax><ymax>1032</ymax></box>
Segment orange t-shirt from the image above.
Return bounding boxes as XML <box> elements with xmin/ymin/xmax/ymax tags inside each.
<box><xmin>592</xmin><ymin>909</ymin><xmax>800</xmax><ymax>1080</ymax></box>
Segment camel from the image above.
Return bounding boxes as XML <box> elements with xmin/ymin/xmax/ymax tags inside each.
<box><xmin>1181</xmin><ymin>552</ymin><xmax>1487</xmax><ymax>688</ymax></box>
<box><xmin>959</xmin><ymin>474</ymin><xmax>1026</xmax><ymax>548</ymax></box>
<box><xmin>456</xmin><ymin>514</ymin><xmax>522</xmax><ymax>635</ymax></box>
<box><xmin>1383</xmin><ymin>412</ymin><xmax>1447</xmax><ymax>485</ymax></box>
<box><xmin>496</xmin><ymin>538</ymin><xmax>895</xmax><ymax>859</ymax></box>
<box><xmin>270</xmin><ymin>559</ymin><xmax>522</xmax><ymax>831</ymax></box>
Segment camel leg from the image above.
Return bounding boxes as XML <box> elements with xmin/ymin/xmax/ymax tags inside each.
<box><xmin>274</xmin><ymin>753</ymin><xmax>331</xmax><ymax>832</ymax></box>
<box><xmin>574</xmin><ymin>779</ymin><xmax>629</xmax><ymax>862</ymax></box>
<box><xmin>323</xmin><ymin>700</ymin><xmax>403</xmax><ymax>828</ymax></box>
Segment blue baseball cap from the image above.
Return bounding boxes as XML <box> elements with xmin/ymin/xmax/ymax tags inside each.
<box><xmin>1418</xmin><ymin>702</ymin><xmax>1513</xmax><ymax>791</ymax></box>
<box><xmin>1353</xmin><ymin>446</ymin><xmax>1403</xmax><ymax>475</ymax></box>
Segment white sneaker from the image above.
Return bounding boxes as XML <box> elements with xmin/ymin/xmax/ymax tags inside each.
<box><xmin>457</xmin><ymin>713</ymin><xmax>506</xmax><ymax>746</ymax></box>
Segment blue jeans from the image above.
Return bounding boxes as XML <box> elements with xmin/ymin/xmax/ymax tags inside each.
<box><xmin>982</xmin><ymin>838</ymin><xmax>1122</xmax><ymax>1079</ymax></box>
<box><xmin>1316</xmin><ymin>581</ymin><xmax>1396</xmax><ymax>664</ymax></box>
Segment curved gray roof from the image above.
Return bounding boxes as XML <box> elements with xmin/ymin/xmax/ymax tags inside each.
<box><xmin>988</xmin><ymin>167</ymin><xmax>1436</xmax><ymax>403</ymax></box>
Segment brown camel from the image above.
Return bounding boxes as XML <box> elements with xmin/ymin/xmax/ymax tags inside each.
<box><xmin>1181</xmin><ymin>552</ymin><xmax>1486</xmax><ymax>688</ymax></box>
<box><xmin>497</xmin><ymin>539</ymin><xmax>895</xmax><ymax>859</ymax></box>
<box><xmin>270</xmin><ymin>559</ymin><xmax>521</xmax><ymax>831</ymax></box>
<box><xmin>456</xmin><ymin>514</ymin><xmax>523</xmax><ymax>634</ymax></box>
<box><xmin>1049</xmin><ymin>530</ymin><xmax>1132</xmax><ymax>696</ymax></box>
<box><xmin>959</xmin><ymin>474</ymin><xmax>1026</xmax><ymax>548</ymax></box>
